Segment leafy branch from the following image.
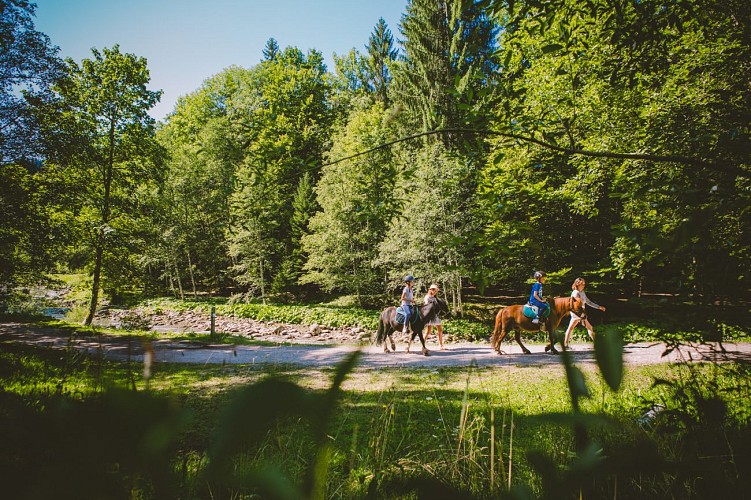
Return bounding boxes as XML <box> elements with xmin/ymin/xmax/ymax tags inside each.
<box><xmin>323</xmin><ymin>127</ymin><xmax>733</xmax><ymax>172</ymax></box>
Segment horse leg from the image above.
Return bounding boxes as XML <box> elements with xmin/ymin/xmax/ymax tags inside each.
<box><xmin>544</xmin><ymin>320</ymin><xmax>559</xmax><ymax>354</ymax></box>
<box><xmin>383</xmin><ymin>327</ymin><xmax>396</xmax><ymax>353</ymax></box>
<box><xmin>492</xmin><ymin>312</ymin><xmax>508</xmax><ymax>354</ymax></box>
<box><xmin>514</xmin><ymin>329</ymin><xmax>532</xmax><ymax>354</ymax></box>
<box><xmin>406</xmin><ymin>328</ymin><xmax>413</xmax><ymax>353</ymax></box>
<box><xmin>416</xmin><ymin>329</ymin><xmax>429</xmax><ymax>356</ymax></box>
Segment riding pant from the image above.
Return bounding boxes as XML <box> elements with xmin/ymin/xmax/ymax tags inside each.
<box><xmin>529</xmin><ymin>298</ymin><xmax>549</xmax><ymax>317</ymax></box>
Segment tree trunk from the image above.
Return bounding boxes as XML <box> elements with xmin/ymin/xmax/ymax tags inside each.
<box><xmin>84</xmin><ymin>116</ymin><xmax>116</xmax><ymax>326</ymax></box>
<box><xmin>174</xmin><ymin>257</ymin><xmax>184</xmax><ymax>300</ymax></box>
<box><xmin>259</xmin><ymin>259</ymin><xmax>266</xmax><ymax>305</ymax></box>
<box><xmin>456</xmin><ymin>273</ymin><xmax>463</xmax><ymax>317</ymax></box>
<box><xmin>84</xmin><ymin>241</ymin><xmax>103</xmax><ymax>325</ymax></box>
<box><xmin>187</xmin><ymin>249</ymin><xmax>197</xmax><ymax>298</ymax></box>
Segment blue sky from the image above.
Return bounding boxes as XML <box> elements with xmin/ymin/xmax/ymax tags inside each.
<box><xmin>32</xmin><ymin>0</ymin><xmax>408</xmax><ymax>121</ymax></box>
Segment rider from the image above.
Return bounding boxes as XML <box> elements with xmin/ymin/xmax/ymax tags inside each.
<box><xmin>401</xmin><ymin>275</ymin><xmax>415</xmax><ymax>334</ymax></box>
<box><xmin>529</xmin><ymin>271</ymin><xmax>549</xmax><ymax>324</ymax></box>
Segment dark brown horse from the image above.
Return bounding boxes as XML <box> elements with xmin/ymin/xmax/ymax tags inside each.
<box><xmin>491</xmin><ymin>296</ymin><xmax>584</xmax><ymax>355</ymax></box>
<box><xmin>376</xmin><ymin>298</ymin><xmax>448</xmax><ymax>356</ymax></box>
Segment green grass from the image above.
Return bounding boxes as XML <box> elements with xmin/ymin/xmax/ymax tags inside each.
<box><xmin>1</xmin><ymin>340</ymin><xmax>750</xmax><ymax>499</ymax></box>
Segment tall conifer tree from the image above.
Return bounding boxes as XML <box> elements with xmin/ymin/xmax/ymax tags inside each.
<box><xmin>365</xmin><ymin>18</ymin><xmax>398</xmax><ymax>106</ymax></box>
<box><xmin>394</xmin><ymin>0</ymin><xmax>497</xmax><ymax>148</ymax></box>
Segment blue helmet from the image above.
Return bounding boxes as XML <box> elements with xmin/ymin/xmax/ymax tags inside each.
<box><xmin>404</xmin><ymin>275</ymin><xmax>415</xmax><ymax>282</ymax></box>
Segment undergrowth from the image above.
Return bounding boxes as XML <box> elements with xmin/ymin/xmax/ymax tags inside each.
<box><xmin>1</xmin><ymin>338</ymin><xmax>750</xmax><ymax>498</ymax></box>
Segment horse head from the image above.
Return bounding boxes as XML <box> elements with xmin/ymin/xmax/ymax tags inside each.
<box><xmin>570</xmin><ymin>296</ymin><xmax>585</xmax><ymax>316</ymax></box>
<box><xmin>436</xmin><ymin>297</ymin><xmax>449</xmax><ymax>314</ymax></box>
<box><xmin>422</xmin><ymin>297</ymin><xmax>449</xmax><ymax>322</ymax></box>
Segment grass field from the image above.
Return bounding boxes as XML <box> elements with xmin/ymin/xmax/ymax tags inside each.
<box><xmin>1</xmin><ymin>336</ymin><xmax>750</xmax><ymax>499</ymax></box>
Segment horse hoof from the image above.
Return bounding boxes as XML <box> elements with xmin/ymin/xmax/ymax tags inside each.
<box><xmin>547</xmin><ymin>347</ymin><xmax>559</xmax><ymax>355</ymax></box>
<box><xmin>423</xmin><ymin>349</ymin><xmax>429</xmax><ymax>356</ymax></box>
<box><xmin>523</xmin><ymin>349</ymin><xmax>531</xmax><ymax>355</ymax></box>
<box><xmin>544</xmin><ymin>344</ymin><xmax>551</xmax><ymax>352</ymax></box>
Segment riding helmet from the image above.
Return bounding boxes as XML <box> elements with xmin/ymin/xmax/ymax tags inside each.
<box><xmin>534</xmin><ymin>271</ymin><xmax>546</xmax><ymax>280</ymax></box>
<box><xmin>404</xmin><ymin>275</ymin><xmax>415</xmax><ymax>282</ymax></box>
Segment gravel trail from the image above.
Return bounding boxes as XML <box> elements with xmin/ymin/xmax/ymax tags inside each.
<box><xmin>2</xmin><ymin>322</ymin><xmax>749</xmax><ymax>368</ymax></box>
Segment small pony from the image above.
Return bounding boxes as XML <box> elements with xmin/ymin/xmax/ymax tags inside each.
<box><xmin>491</xmin><ymin>296</ymin><xmax>583</xmax><ymax>354</ymax></box>
<box><xmin>376</xmin><ymin>298</ymin><xmax>448</xmax><ymax>356</ymax></box>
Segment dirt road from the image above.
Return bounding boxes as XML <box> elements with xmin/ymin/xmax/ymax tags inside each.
<box><xmin>2</xmin><ymin>322</ymin><xmax>749</xmax><ymax>368</ymax></box>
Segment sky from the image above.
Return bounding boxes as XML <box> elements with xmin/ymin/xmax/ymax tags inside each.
<box><xmin>32</xmin><ymin>0</ymin><xmax>409</xmax><ymax>121</ymax></box>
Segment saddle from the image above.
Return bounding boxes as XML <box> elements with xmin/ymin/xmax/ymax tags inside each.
<box><xmin>523</xmin><ymin>303</ymin><xmax>550</xmax><ymax>319</ymax></box>
<box><xmin>395</xmin><ymin>305</ymin><xmax>418</xmax><ymax>326</ymax></box>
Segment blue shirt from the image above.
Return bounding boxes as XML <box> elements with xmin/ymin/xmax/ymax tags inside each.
<box><xmin>529</xmin><ymin>282</ymin><xmax>545</xmax><ymax>306</ymax></box>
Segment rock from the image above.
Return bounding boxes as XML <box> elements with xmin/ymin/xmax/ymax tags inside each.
<box><xmin>309</xmin><ymin>324</ymin><xmax>322</xmax><ymax>336</ymax></box>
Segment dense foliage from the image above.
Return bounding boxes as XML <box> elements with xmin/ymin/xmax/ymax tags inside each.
<box><xmin>2</xmin><ymin>0</ymin><xmax>749</xmax><ymax>310</ymax></box>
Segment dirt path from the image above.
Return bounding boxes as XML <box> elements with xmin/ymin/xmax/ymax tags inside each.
<box><xmin>2</xmin><ymin>322</ymin><xmax>750</xmax><ymax>368</ymax></box>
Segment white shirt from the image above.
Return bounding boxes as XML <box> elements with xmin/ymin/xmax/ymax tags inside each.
<box><xmin>571</xmin><ymin>289</ymin><xmax>600</xmax><ymax>318</ymax></box>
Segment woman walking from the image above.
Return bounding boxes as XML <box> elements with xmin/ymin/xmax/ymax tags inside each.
<box><xmin>424</xmin><ymin>284</ymin><xmax>445</xmax><ymax>350</ymax></box>
<box><xmin>563</xmin><ymin>277</ymin><xmax>606</xmax><ymax>348</ymax></box>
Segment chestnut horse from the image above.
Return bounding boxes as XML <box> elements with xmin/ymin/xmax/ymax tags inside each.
<box><xmin>491</xmin><ymin>296</ymin><xmax>583</xmax><ymax>355</ymax></box>
<box><xmin>376</xmin><ymin>298</ymin><xmax>448</xmax><ymax>356</ymax></box>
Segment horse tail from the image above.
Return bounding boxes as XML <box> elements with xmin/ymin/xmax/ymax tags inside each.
<box><xmin>376</xmin><ymin>316</ymin><xmax>385</xmax><ymax>346</ymax></box>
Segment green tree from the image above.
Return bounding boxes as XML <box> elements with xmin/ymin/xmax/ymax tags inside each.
<box><xmin>262</xmin><ymin>37</ymin><xmax>280</xmax><ymax>61</ymax></box>
<box><xmin>332</xmin><ymin>48</ymin><xmax>369</xmax><ymax>95</ymax></box>
<box><xmin>0</xmin><ymin>0</ymin><xmax>65</xmax><ymax>292</ymax></box>
<box><xmin>154</xmin><ymin>67</ymin><xmax>246</xmax><ymax>295</ymax></box>
<box><xmin>40</xmin><ymin>46</ymin><xmax>162</xmax><ymax>323</ymax></box>
<box><xmin>364</xmin><ymin>17</ymin><xmax>398</xmax><ymax>106</ymax></box>
<box><xmin>478</xmin><ymin>0</ymin><xmax>751</xmax><ymax>296</ymax></box>
<box><xmin>302</xmin><ymin>102</ymin><xmax>400</xmax><ymax>298</ymax></box>
<box><xmin>0</xmin><ymin>162</ymin><xmax>61</xmax><ymax>291</ymax></box>
<box><xmin>377</xmin><ymin>0</ymin><xmax>497</xmax><ymax>306</ymax></box>
<box><xmin>0</xmin><ymin>0</ymin><xmax>64</xmax><ymax>162</ymax></box>
<box><xmin>393</xmin><ymin>0</ymin><xmax>498</xmax><ymax>147</ymax></box>
<box><xmin>276</xmin><ymin>171</ymin><xmax>316</xmax><ymax>295</ymax></box>
<box><xmin>228</xmin><ymin>47</ymin><xmax>333</xmax><ymax>296</ymax></box>
<box><xmin>377</xmin><ymin>144</ymin><xmax>480</xmax><ymax>312</ymax></box>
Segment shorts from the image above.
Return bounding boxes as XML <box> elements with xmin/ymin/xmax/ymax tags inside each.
<box><xmin>570</xmin><ymin>310</ymin><xmax>587</xmax><ymax>320</ymax></box>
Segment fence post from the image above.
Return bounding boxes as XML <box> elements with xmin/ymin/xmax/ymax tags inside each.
<box><xmin>210</xmin><ymin>306</ymin><xmax>216</xmax><ymax>338</ymax></box>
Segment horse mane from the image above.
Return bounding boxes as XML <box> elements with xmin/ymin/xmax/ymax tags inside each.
<box><xmin>419</xmin><ymin>297</ymin><xmax>448</xmax><ymax>323</ymax></box>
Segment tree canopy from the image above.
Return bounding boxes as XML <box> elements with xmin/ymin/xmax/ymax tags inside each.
<box><xmin>2</xmin><ymin>0</ymin><xmax>749</xmax><ymax>309</ymax></box>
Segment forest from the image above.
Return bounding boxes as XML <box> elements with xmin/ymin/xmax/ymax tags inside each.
<box><xmin>2</xmin><ymin>0</ymin><xmax>750</xmax><ymax>318</ymax></box>
<box><xmin>2</xmin><ymin>2</ymin><xmax>751</xmax><ymax>498</ymax></box>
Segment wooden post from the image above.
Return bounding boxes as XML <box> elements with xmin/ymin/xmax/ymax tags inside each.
<box><xmin>210</xmin><ymin>306</ymin><xmax>216</xmax><ymax>338</ymax></box>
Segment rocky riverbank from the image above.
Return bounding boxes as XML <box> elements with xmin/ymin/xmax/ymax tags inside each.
<box><xmin>95</xmin><ymin>307</ymin><xmax>373</xmax><ymax>345</ymax></box>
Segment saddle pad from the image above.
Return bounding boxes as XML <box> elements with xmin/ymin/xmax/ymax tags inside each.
<box><xmin>523</xmin><ymin>304</ymin><xmax>550</xmax><ymax>319</ymax></box>
<box><xmin>395</xmin><ymin>309</ymin><xmax>406</xmax><ymax>325</ymax></box>
<box><xmin>396</xmin><ymin>305</ymin><xmax>415</xmax><ymax>325</ymax></box>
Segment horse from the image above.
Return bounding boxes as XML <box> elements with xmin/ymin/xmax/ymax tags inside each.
<box><xmin>491</xmin><ymin>296</ymin><xmax>584</xmax><ymax>355</ymax></box>
<box><xmin>376</xmin><ymin>298</ymin><xmax>449</xmax><ymax>356</ymax></box>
